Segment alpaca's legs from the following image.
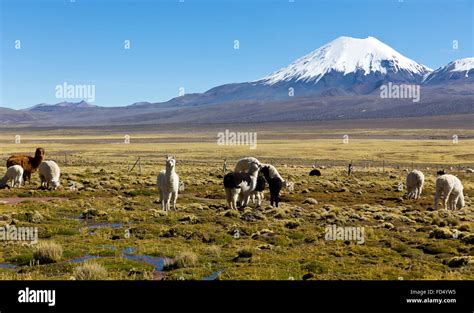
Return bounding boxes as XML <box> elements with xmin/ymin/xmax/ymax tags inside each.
<box><xmin>233</xmin><ymin>190</ymin><xmax>240</xmax><ymax>210</ymax></box>
<box><xmin>241</xmin><ymin>191</ymin><xmax>248</xmax><ymax>208</ymax></box>
<box><xmin>447</xmin><ymin>194</ymin><xmax>454</xmax><ymax>210</ymax></box>
<box><xmin>236</xmin><ymin>192</ymin><xmax>242</xmax><ymax>208</ymax></box>
<box><xmin>238</xmin><ymin>192</ymin><xmax>243</xmax><ymax>203</ymax></box>
<box><xmin>231</xmin><ymin>189</ymin><xmax>240</xmax><ymax>210</ymax></box>
<box><xmin>257</xmin><ymin>192</ymin><xmax>262</xmax><ymax>207</ymax></box>
<box><xmin>448</xmin><ymin>190</ymin><xmax>459</xmax><ymax>210</ymax></box>
<box><xmin>225</xmin><ymin>188</ymin><xmax>232</xmax><ymax>209</ymax></box>
<box><xmin>171</xmin><ymin>191</ymin><xmax>178</xmax><ymax>210</ymax></box>
<box><xmin>417</xmin><ymin>186</ymin><xmax>423</xmax><ymax>199</ymax></box>
<box><xmin>443</xmin><ymin>190</ymin><xmax>452</xmax><ymax>210</ymax></box>
<box><xmin>162</xmin><ymin>193</ymin><xmax>169</xmax><ymax>211</ymax></box>
<box><xmin>166</xmin><ymin>193</ymin><xmax>171</xmax><ymax>211</ymax></box>
<box><xmin>454</xmin><ymin>194</ymin><xmax>461</xmax><ymax>210</ymax></box>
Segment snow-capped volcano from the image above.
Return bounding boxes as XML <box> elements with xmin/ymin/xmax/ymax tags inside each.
<box><xmin>260</xmin><ymin>36</ymin><xmax>432</xmax><ymax>85</ymax></box>
<box><xmin>423</xmin><ymin>57</ymin><xmax>474</xmax><ymax>84</ymax></box>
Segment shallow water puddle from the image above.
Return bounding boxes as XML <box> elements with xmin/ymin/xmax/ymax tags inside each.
<box><xmin>202</xmin><ymin>270</ymin><xmax>223</xmax><ymax>281</ymax></box>
<box><xmin>122</xmin><ymin>253</ymin><xmax>167</xmax><ymax>271</ymax></box>
<box><xmin>0</xmin><ymin>262</ymin><xmax>18</xmax><ymax>269</ymax></box>
<box><xmin>63</xmin><ymin>215</ymin><xmax>130</xmax><ymax>234</ymax></box>
<box><xmin>86</xmin><ymin>221</ymin><xmax>124</xmax><ymax>230</ymax></box>
<box><xmin>122</xmin><ymin>247</ymin><xmax>135</xmax><ymax>254</ymax></box>
<box><xmin>94</xmin><ymin>245</ymin><xmax>167</xmax><ymax>271</ymax></box>
<box><xmin>97</xmin><ymin>246</ymin><xmax>168</xmax><ymax>271</ymax></box>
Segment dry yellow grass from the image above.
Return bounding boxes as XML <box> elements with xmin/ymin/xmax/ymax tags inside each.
<box><xmin>0</xmin><ymin>126</ymin><xmax>472</xmax><ymax>280</ymax></box>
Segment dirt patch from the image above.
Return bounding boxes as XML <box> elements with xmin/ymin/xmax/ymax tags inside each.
<box><xmin>0</xmin><ymin>197</ymin><xmax>67</xmax><ymax>205</ymax></box>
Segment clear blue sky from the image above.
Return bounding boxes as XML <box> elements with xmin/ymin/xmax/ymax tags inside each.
<box><xmin>1</xmin><ymin>0</ymin><xmax>472</xmax><ymax>109</ymax></box>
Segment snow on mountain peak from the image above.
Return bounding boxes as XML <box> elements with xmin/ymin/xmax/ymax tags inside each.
<box><xmin>449</xmin><ymin>57</ymin><xmax>474</xmax><ymax>72</ymax></box>
<box><xmin>423</xmin><ymin>57</ymin><xmax>474</xmax><ymax>82</ymax></box>
<box><xmin>260</xmin><ymin>36</ymin><xmax>432</xmax><ymax>85</ymax></box>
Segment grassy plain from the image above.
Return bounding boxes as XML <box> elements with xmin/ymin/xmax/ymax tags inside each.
<box><xmin>0</xmin><ymin>126</ymin><xmax>472</xmax><ymax>280</ymax></box>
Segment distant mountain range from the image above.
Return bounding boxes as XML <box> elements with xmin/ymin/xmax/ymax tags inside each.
<box><xmin>1</xmin><ymin>36</ymin><xmax>473</xmax><ymax>127</ymax></box>
<box><xmin>27</xmin><ymin>100</ymin><xmax>97</xmax><ymax>112</ymax></box>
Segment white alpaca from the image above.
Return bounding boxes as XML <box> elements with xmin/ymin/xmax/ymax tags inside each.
<box><xmin>406</xmin><ymin>170</ymin><xmax>424</xmax><ymax>200</ymax></box>
<box><xmin>434</xmin><ymin>174</ymin><xmax>465</xmax><ymax>210</ymax></box>
<box><xmin>234</xmin><ymin>157</ymin><xmax>261</xmax><ymax>173</ymax></box>
<box><xmin>0</xmin><ymin>165</ymin><xmax>24</xmax><ymax>189</ymax></box>
<box><xmin>38</xmin><ymin>161</ymin><xmax>61</xmax><ymax>190</ymax></box>
<box><xmin>224</xmin><ymin>161</ymin><xmax>260</xmax><ymax>210</ymax></box>
<box><xmin>157</xmin><ymin>156</ymin><xmax>179</xmax><ymax>211</ymax></box>
<box><xmin>235</xmin><ymin>160</ymin><xmax>292</xmax><ymax>196</ymax></box>
<box><xmin>262</xmin><ymin>163</ymin><xmax>295</xmax><ymax>192</ymax></box>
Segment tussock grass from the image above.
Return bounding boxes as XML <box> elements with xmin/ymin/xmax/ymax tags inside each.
<box><xmin>33</xmin><ymin>241</ymin><xmax>63</xmax><ymax>264</ymax></box>
<box><xmin>164</xmin><ymin>251</ymin><xmax>198</xmax><ymax>271</ymax></box>
<box><xmin>74</xmin><ymin>261</ymin><xmax>108</xmax><ymax>280</ymax></box>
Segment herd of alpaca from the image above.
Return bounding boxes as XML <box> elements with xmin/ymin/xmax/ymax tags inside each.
<box><xmin>0</xmin><ymin>149</ymin><xmax>468</xmax><ymax>212</ymax></box>
<box><xmin>405</xmin><ymin>169</ymin><xmax>465</xmax><ymax>210</ymax></box>
<box><xmin>228</xmin><ymin>157</ymin><xmax>293</xmax><ymax>209</ymax></box>
<box><xmin>6</xmin><ymin>147</ymin><xmax>45</xmax><ymax>184</ymax></box>
<box><xmin>1</xmin><ymin>148</ymin><xmax>61</xmax><ymax>190</ymax></box>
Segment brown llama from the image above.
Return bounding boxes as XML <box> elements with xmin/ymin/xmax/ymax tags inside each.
<box><xmin>6</xmin><ymin>148</ymin><xmax>45</xmax><ymax>184</ymax></box>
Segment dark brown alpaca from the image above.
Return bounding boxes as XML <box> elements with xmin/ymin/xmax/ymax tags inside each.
<box><xmin>6</xmin><ymin>148</ymin><xmax>45</xmax><ymax>184</ymax></box>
